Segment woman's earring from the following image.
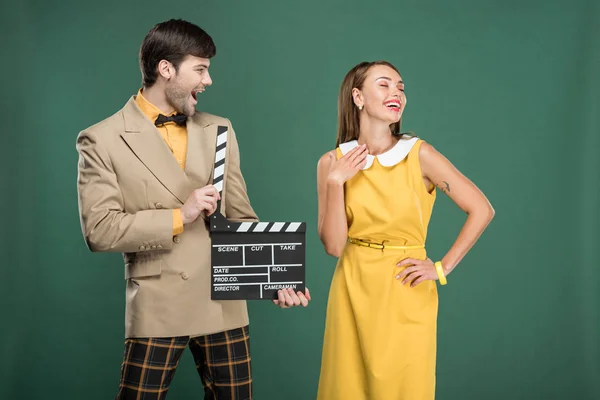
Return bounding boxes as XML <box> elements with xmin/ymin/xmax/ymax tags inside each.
<box><xmin>359</xmin><ymin>105</ymin><xmax>363</xmax><ymax>111</ymax></box>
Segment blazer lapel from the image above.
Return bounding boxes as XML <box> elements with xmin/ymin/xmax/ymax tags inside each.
<box><xmin>185</xmin><ymin>117</ymin><xmax>218</xmax><ymax>188</ymax></box>
<box><xmin>120</xmin><ymin>98</ymin><xmax>193</xmax><ymax>204</ymax></box>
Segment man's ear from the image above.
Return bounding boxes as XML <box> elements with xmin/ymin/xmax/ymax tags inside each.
<box><xmin>157</xmin><ymin>60</ymin><xmax>175</xmax><ymax>81</ymax></box>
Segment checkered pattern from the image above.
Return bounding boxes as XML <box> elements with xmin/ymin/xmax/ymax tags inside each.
<box><xmin>190</xmin><ymin>325</ymin><xmax>252</xmax><ymax>399</ymax></box>
<box><xmin>116</xmin><ymin>326</ymin><xmax>252</xmax><ymax>399</ymax></box>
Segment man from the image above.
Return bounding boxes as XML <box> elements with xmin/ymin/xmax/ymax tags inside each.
<box><xmin>76</xmin><ymin>19</ymin><xmax>310</xmax><ymax>399</ymax></box>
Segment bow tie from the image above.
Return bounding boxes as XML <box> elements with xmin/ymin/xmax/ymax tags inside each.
<box><xmin>154</xmin><ymin>113</ymin><xmax>187</xmax><ymax>127</ymax></box>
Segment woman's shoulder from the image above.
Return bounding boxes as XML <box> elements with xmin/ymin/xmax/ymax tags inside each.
<box><xmin>400</xmin><ymin>133</ymin><xmax>431</xmax><ymax>155</ymax></box>
<box><xmin>318</xmin><ymin>148</ymin><xmax>338</xmax><ymax>169</ymax></box>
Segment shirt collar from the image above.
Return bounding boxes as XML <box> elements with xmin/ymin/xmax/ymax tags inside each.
<box><xmin>338</xmin><ymin>136</ymin><xmax>419</xmax><ymax>169</ymax></box>
<box><xmin>134</xmin><ymin>88</ymin><xmax>178</xmax><ymax>125</ymax></box>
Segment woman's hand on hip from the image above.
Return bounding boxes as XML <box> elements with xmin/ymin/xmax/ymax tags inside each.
<box><xmin>395</xmin><ymin>257</ymin><xmax>440</xmax><ymax>287</ymax></box>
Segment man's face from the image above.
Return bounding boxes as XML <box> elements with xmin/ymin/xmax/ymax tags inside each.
<box><xmin>165</xmin><ymin>55</ymin><xmax>213</xmax><ymax>116</ymax></box>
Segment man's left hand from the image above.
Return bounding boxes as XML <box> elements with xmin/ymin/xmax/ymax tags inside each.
<box><xmin>273</xmin><ymin>288</ymin><xmax>311</xmax><ymax>308</ymax></box>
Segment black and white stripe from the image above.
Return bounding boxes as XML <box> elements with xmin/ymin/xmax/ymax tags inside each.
<box><xmin>213</xmin><ymin>125</ymin><xmax>228</xmax><ymax>195</ymax></box>
<box><xmin>210</xmin><ymin>218</ymin><xmax>306</xmax><ymax>233</ymax></box>
<box><xmin>236</xmin><ymin>221</ymin><xmax>305</xmax><ymax>233</ymax></box>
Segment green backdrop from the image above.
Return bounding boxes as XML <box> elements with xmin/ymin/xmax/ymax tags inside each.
<box><xmin>1</xmin><ymin>0</ymin><xmax>598</xmax><ymax>399</ymax></box>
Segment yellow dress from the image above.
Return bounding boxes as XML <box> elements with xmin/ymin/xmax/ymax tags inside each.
<box><xmin>317</xmin><ymin>136</ymin><xmax>438</xmax><ymax>400</ymax></box>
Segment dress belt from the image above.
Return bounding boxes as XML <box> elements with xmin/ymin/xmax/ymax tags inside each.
<box><xmin>347</xmin><ymin>237</ymin><xmax>425</xmax><ymax>251</ymax></box>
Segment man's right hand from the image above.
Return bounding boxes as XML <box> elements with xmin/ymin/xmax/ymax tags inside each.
<box><xmin>180</xmin><ymin>185</ymin><xmax>221</xmax><ymax>225</ymax></box>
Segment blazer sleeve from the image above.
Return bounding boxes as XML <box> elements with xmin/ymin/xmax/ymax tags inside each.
<box><xmin>76</xmin><ymin>129</ymin><xmax>174</xmax><ymax>253</ymax></box>
<box><xmin>223</xmin><ymin>119</ymin><xmax>259</xmax><ymax>222</ymax></box>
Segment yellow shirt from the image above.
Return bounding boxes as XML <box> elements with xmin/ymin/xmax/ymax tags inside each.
<box><xmin>135</xmin><ymin>89</ymin><xmax>185</xmax><ymax>235</ymax></box>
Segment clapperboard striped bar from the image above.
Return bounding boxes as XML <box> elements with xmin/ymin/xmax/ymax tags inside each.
<box><xmin>213</xmin><ymin>220</ymin><xmax>305</xmax><ymax>233</ymax></box>
<box><xmin>212</xmin><ymin>125</ymin><xmax>228</xmax><ymax>195</ymax></box>
<box><xmin>209</xmin><ymin>126</ymin><xmax>307</xmax><ymax>300</ymax></box>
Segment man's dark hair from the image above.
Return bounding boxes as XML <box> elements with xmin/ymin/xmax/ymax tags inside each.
<box><xmin>139</xmin><ymin>19</ymin><xmax>216</xmax><ymax>87</ymax></box>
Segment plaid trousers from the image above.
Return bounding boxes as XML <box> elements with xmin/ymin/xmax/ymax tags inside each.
<box><xmin>116</xmin><ymin>325</ymin><xmax>252</xmax><ymax>400</ymax></box>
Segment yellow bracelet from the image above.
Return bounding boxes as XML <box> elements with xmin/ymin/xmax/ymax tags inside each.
<box><xmin>434</xmin><ymin>261</ymin><xmax>447</xmax><ymax>285</ymax></box>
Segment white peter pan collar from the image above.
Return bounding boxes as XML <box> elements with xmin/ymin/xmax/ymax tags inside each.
<box><xmin>339</xmin><ymin>135</ymin><xmax>419</xmax><ymax>169</ymax></box>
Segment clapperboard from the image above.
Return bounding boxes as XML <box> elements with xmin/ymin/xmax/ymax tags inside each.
<box><xmin>209</xmin><ymin>126</ymin><xmax>306</xmax><ymax>300</ymax></box>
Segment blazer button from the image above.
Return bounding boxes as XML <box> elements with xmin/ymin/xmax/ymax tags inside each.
<box><xmin>139</xmin><ymin>245</ymin><xmax>146</xmax><ymax>251</ymax></box>
<box><xmin>181</xmin><ymin>272</ymin><xmax>189</xmax><ymax>280</ymax></box>
<box><xmin>155</xmin><ymin>202</ymin><xmax>164</xmax><ymax>209</ymax></box>
<box><xmin>173</xmin><ymin>236</ymin><xmax>181</xmax><ymax>243</ymax></box>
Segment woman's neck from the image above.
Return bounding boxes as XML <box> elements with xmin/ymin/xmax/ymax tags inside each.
<box><xmin>357</xmin><ymin>117</ymin><xmax>397</xmax><ymax>155</ymax></box>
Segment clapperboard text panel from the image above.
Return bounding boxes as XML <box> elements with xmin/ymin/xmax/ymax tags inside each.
<box><xmin>211</xmin><ymin>217</ymin><xmax>306</xmax><ymax>300</ymax></box>
<box><xmin>208</xmin><ymin>125</ymin><xmax>307</xmax><ymax>300</ymax></box>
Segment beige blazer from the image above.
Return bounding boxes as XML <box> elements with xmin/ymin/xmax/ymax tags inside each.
<box><xmin>76</xmin><ymin>97</ymin><xmax>258</xmax><ymax>338</ymax></box>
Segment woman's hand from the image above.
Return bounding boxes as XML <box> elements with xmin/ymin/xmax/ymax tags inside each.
<box><xmin>395</xmin><ymin>257</ymin><xmax>443</xmax><ymax>287</ymax></box>
<box><xmin>327</xmin><ymin>144</ymin><xmax>368</xmax><ymax>185</ymax></box>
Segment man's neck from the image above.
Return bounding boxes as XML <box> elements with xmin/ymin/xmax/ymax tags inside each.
<box><xmin>141</xmin><ymin>85</ymin><xmax>176</xmax><ymax>115</ymax></box>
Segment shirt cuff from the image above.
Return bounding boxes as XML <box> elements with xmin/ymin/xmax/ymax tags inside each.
<box><xmin>172</xmin><ymin>209</ymin><xmax>184</xmax><ymax>236</ymax></box>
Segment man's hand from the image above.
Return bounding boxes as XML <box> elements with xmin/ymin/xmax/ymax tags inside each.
<box><xmin>181</xmin><ymin>185</ymin><xmax>221</xmax><ymax>224</ymax></box>
<box><xmin>273</xmin><ymin>288</ymin><xmax>311</xmax><ymax>308</ymax></box>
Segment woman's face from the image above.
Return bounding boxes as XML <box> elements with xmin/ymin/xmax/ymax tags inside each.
<box><xmin>353</xmin><ymin>65</ymin><xmax>406</xmax><ymax>124</ymax></box>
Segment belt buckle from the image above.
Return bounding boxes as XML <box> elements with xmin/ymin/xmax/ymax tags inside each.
<box><xmin>368</xmin><ymin>240</ymin><xmax>385</xmax><ymax>251</ymax></box>
<box><xmin>350</xmin><ymin>238</ymin><xmax>386</xmax><ymax>251</ymax></box>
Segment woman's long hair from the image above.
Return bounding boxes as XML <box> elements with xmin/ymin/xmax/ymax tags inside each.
<box><xmin>336</xmin><ymin>61</ymin><xmax>404</xmax><ymax>147</ymax></box>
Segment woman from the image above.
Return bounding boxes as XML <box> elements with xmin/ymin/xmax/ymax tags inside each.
<box><xmin>316</xmin><ymin>61</ymin><xmax>495</xmax><ymax>399</ymax></box>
